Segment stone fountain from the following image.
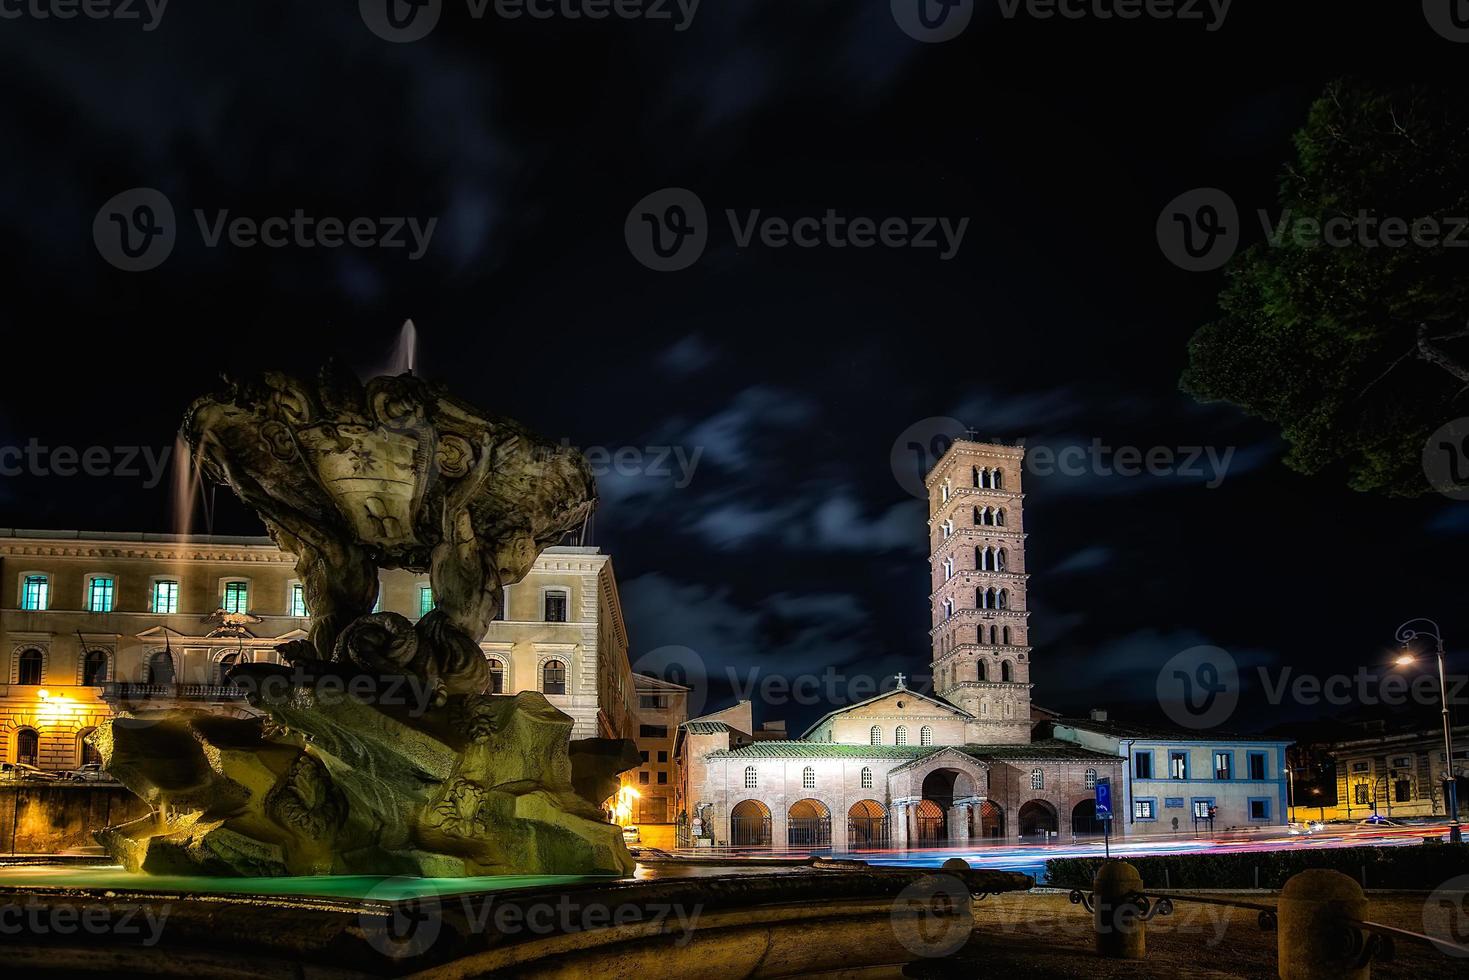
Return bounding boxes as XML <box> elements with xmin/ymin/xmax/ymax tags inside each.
<box><xmin>93</xmin><ymin>366</ymin><xmax>637</xmax><ymax>878</ymax></box>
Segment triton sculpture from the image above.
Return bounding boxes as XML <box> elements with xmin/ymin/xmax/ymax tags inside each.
<box><xmin>94</xmin><ymin>366</ymin><xmax>637</xmax><ymax>877</ymax></box>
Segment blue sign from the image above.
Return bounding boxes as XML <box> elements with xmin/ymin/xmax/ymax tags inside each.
<box><xmin>1095</xmin><ymin>779</ymin><xmax>1113</xmax><ymax>821</ymax></box>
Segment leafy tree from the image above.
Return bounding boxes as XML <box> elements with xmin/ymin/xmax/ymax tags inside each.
<box><xmin>1182</xmin><ymin>81</ymin><xmax>1469</xmax><ymax>496</ymax></box>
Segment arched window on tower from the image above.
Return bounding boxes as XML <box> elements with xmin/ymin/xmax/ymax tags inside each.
<box><xmin>861</xmin><ymin>766</ymin><xmax>873</xmax><ymax>789</ymax></box>
<box><xmin>998</xmin><ymin>589</ymin><xmax>1009</xmax><ymax>610</ymax></box>
<box><xmin>976</xmin><ymin>588</ymin><xmax>987</xmax><ymax>609</ymax></box>
<box><xmin>990</xmin><ymin>625</ymin><xmax>999</xmax><ymax>644</ymax></box>
<box><xmin>1002</xmin><ymin>626</ymin><xmax>1011</xmax><ymax>645</ymax></box>
<box><xmin>973</xmin><ymin>506</ymin><xmax>983</xmax><ymax>527</ymax></box>
<box><xmin>943</xmin><ymin>558</ymin><xmax>953</xmax><ymax>581</ymax></box>
<box><xmin>973</xmin><ymin>466</ymin><xmax>982</xmax><ymax>488</ymax></box>
<box><xmin>869</xmin><ymin>725</ymin><xmax>882</xmax><ymax>745</ymax></box>
<box><xmin>995</xmin><ymin>509</ymin><xmax>1006</xmax><ymax>526</ymax></box>
<box><xmin>993</xmin><ymin>469</ymin><xmax>1004</xmax><ymax>490</ymax></box>
<box><xmin>1001</xmin><ymin>660</ymin><xmax>1014</xmax><ymax>682</ymax></box>
<box><xmin>996</xmin><ymin>548</ymin><xmax>1007</xmax><ymax>571</ymax></box>
<box><xmin>977</xmin><ymin>660</ymin><xmax>987</xmax><ymax>681</ymax></box>
<box><xmin>942</xmin><ymin>598</ymin><xmax>954</xmax><ymax>620</ymax></box>
<box><xmin>920</xmin><ymin>725</ymin><xmax>933</xmax><ymax>746</ymax></box>
<box><xmin>895</xmin><ymin>725</ymin><xmax>908</xmax><ymax>746</ymax></box>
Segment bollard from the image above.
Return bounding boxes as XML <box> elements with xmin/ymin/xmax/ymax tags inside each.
<box><xmin>1277</xmin><ymin>869</ymin><xmax>1370</xmax><ymax>980</ymax></box>
<box><xmin>1092</xmin><ymin>859</ymin><xmax>1146</xmax><ymax>960</ymax></box>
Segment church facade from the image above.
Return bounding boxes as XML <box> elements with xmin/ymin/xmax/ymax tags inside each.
<box><xmin>678</xmin><ymin>439</ymin><xmax>1126</xmax><ymax>849</ymax></box>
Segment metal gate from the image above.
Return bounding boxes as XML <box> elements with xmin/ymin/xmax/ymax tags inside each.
<box><xmin>731</xmin><ymin>813</ymin><xmax>772</xmax><ymax>846</ymax></box>
<box><xmin>788</xmin><ymin>814</ymin><xmax>832</xmax><ymax>848</ymax></box>
<box><xmin>847</xmin><ymin>815</ymin><xmax>890</xmax><ymax>848</ymax></box>
<box><xmin>915</xmin><ymin>801</ymin><xmax>946</xmax><ymax>844</ymax></box>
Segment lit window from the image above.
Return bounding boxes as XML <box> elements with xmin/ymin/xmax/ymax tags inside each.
<box><xmin>1134</xmin><ymin>799</ymin><xmax>1155</xmax><ymax>820</ymax></box>
<box><xmin>802</xmin><ymin>766</ymin><xmax>815</xmax><ymax>789</ymax></box>
<box><xmin>869</xmin><ymin>725</ymin><xmax>881</xmax><ymax>745</ymax></box>
<box><xmin>861</xmin><ymin>766</ymin><xmax>873</xmax><ymax>789</ymax></box>
<box><xmin>153</xmin><ymin>580</ymin><xmax>179</xmax><ymax>614</ymax></box>
<box><xmin>16</xmin><ymin>648</ymin><xmax>43</xmax><ymax>686</ymax></box>
<box><xmin>920</xmin><ymin>726</ymin><xmax>933</xmax><ymax>746</ymax></box>
<box><xmin>895</xmin><ymin>725</ymin><xmax>908</xmax><ymax>746</ymax></box>
<box><xmin>544</xmin><ymin>591</ymin><xmax>568</xmax><ymax>622</ymax></box>
<box><xmin>289</xmin><ymin>584</ymin><xmax>308</xmax><ymax>618</ymax></box>
<box><xmin>1169</xmin><ymin>752</ymin><xmax>1188</xmax><ymax>780</ymax></box>
<box><xmin>21</xmin><ymin>575</ymin><xmax>48</xmax><ymax>611</ymax></box>
<box><xmin>223</xmin><ymin>581</ymin><xmax>249</xmax><ymax>614</ymax></box>
<box><xmin>1030</xmin><ymin>768</ymin><xmax>1044</xmax><ymax>790</ymax></box>
<box><xmin>1214</xmin><ymin>753</ymin><xmax>1232</xmax><ymax>780</ymax></box>
<box><xmin>1085</xmin><ymin>768</ymin><xmax>1097</xmax><ymax>789</ymax></box>
<box><xmin>488</xmin><ymin>658</ymin><xmax>504</xmax><ymax>694</ymax></box>
<box><xmin>744</xmin><ymin>766</ymin><xmax>757</xmax><ymax>789</ymax></box>
<box><xmin>418</xmin><ymin>586</ymin><xmax>434</xmax><ymax>617</ymax></box>
<box><xmin>88</xmin><ymin>576</ymin><xmax>115</xmax><ymax>613</ymax></box>
<box><xmin>1193</xmin><ymin>800</ymin><xmax>1211</xmax><ymax>819</ymax></box>
<box><xmin>542</xmin><ymin>659</ymin><xmax>566</xmax><ymax>695</ymax></box>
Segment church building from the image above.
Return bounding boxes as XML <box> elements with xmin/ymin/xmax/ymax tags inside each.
<box><xmin>677</xmin><ymin>439</ymin><xmax>1126</xmax><ymax>850</ymax></box>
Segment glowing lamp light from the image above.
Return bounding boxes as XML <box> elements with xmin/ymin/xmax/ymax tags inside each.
<box><xmin>1394</xmin><ymin>653</ymin><xmax>1416</xmax><ymax>668</ymax></box>
<box><xmin>612</xmin><ymin>785</ymin><xmax>640</xmax><ymax>827</ymax></box>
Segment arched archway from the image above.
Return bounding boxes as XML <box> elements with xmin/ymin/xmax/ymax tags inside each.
<box><xmin>1071</xmin><ymin>799</ymin><xmax>1102</xmax><ymax>836</ymax></box>
<box><xmin>15</xmin><ymin>727</ymin><xmax>39</xmax><ymax>766</ymax></box>
<box><xmin>914</xmin><ymin>799</ymin><xmax>946</xmax><ymax>844</ymax></box>
<box><xmin>847</xmin><ymin>800</ymin><xmax>888</xmax><ymax>848</ymax></box>
<box><xmin>731</xmin><ymin>799</ymin><xmax>772</xmax><ymax>847</ymax></box>
<box><xmin>1018</xmin><ymin>800</ymin><xmax>1058</xmax><ymax>838</ymax></box>
<box><xmin>787</xmin><ymin>799</ymin><xmax>832</xmax><ymax>849</ymax></box>
<box><xmin>979</xmin><ymin>800</ymin><xmax>1004</xmax><ymax>838</ymax></box>
<box><xmin>146</xmin><ymin>650</ymin><xmax>176</xmax><ymax>685</ymax></box>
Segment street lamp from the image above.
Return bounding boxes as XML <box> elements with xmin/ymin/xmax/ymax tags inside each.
<box><xmin>1394</xmin><ymin>618</ymin><xmax>1461</xmax><ymax>844</ymax></box>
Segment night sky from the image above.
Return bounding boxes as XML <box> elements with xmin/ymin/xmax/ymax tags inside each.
<box><xmin>0</xmin><ymin>3</ymin><xmax>1461</xmax><ymax>736</ymax></box>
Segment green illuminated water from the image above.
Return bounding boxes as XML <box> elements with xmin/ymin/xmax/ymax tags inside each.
<box><xmin>0</xmin><ymin>865</ymin><xmax>611</xmax><ymax>901</ymax></box>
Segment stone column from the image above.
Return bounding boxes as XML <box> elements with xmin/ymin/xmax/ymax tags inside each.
<box><xmin>891</xmin><ymin>802</ymin><xmax>909</xmax><ymax>848</ymax></box>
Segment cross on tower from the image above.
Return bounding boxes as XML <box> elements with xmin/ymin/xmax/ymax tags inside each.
<box><xmin>894</xmin><ymin>672</ymin><xmax>907</xmax><ymax>690</ymax></box>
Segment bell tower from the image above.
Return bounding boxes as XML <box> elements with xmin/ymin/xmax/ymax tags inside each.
<box><xmin>925</xmin><ymin>438</ymin><xmax>1032</xmax><ymax>744</ymax></box>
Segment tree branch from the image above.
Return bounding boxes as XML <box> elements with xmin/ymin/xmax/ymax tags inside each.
<box><xmin>1417</xmin><ymin>322</ymin><xmax>1469</xmax><ymax>384</ymax></box>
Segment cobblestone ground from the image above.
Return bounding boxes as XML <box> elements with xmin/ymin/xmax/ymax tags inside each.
<box><xmin>908</xmin><ymin>891</ymin><xmax>1464</xmax><ymax>978</ymax></box>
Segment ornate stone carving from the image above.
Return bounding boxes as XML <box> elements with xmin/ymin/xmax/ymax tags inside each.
<box><xmin>95</xmin><ymin>368</ymin><xmax>635</xmax><ymax>878</ymax></box>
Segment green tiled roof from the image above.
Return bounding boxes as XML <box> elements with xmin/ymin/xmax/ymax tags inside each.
<box><xmin>682</xmin><ymin>721</ymin><xmax>734</xmax><ymax>734</ymax></box>
<box><xmin>706</xmin><ymin>738</ymin><xmax>1118</xmax><ymax>762</ymax></box>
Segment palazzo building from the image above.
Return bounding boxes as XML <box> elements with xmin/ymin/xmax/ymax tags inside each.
<box><xmin>677</xmin><ymin>440</ymin><xmax>1127</xmax><ymax>849</ymax></box>
<box><xmin>0</xmin><ymin>529</ymin><xmax>669</xmax><ymax>782</ymax></box>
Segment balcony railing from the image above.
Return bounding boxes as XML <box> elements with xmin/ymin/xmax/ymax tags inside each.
<box><xmin>101</xmin><ymin>682</ymin><xmax>250</xmax><ymax>702</ymax></box>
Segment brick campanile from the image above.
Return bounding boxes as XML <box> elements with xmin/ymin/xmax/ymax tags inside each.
<box><xmin>924</xmin><ymin>439</ymin><xmax>1033</xmax><ymax>744</ymax></box>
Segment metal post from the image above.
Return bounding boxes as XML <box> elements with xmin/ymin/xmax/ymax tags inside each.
<box><xmin>1435</xmin><ymin>634</ymin><xmax>1461</xmax><ymax>843</ymax></box>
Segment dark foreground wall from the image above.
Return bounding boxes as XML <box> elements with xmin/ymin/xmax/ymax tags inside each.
<box><xmin>0</xmin><ymin>784</ymin><xmax>149</xmax><ymax>854</ymax></box>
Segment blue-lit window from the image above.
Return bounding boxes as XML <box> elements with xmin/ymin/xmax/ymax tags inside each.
<box><xmin>153</xmin><ymin>580</ymin><xmax>179</xmax><ymax>614</ymax></box>
<box><xmin>1248</xmin><ymin>798</ymin><xmax>1270</xmax><ymax>820</ymax></box>
<box><xmin>21</xmin><ymin>575</ymin><xmax>48</xmax><ymax>611</ymax></box>
<box><xmin>419</xmin><ymin>586</ymin><xmax>434</xmax><ymax>617</ymax></box>
<box><xmin>1247</xmin><ymin>752</ymin><xmax>1267</xmax><ymax>780</ymax></box>
<box><xmin>1134</xmin><ymin>751</ymin><xmax>1153</xmax><ymax>779</ymax></box>
<box><xmin>289</xmin><ymin>584</ymin><xmax>308</xmax><ymax>618</ymax></box>
<box><xmin>223</xmin><ymin>581</ymin><xmax>249</xmax><ymax>614</ymax></box>
<box><xmin>88</xmin><ymin>576</ymin><xmax>115</xmax><ymax>613</ymax></box>
<box><xmin>1133</xmin><ymin>799</ymin><xmax>1156</xmax><ymax>820</ymax></box>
